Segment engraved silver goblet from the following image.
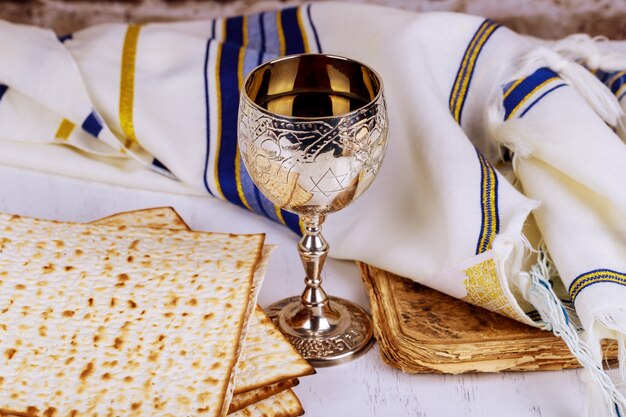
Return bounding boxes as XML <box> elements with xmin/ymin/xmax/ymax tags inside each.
<box><xmin>238</xmin><ymin>54</ymin><xmax>388</xmax><ymax>366</ymax></box>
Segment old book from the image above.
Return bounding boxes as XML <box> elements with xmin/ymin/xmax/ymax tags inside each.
<box><xmin>358</xmin><ymin>262</ymin><xmax>618</xmax><ymax>374</ymax></box>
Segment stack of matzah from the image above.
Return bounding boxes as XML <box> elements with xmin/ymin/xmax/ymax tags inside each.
<box><xmin>0</xmin><ymin>208</ymin><xmax>314</xmax><ymax>417</ymax></box>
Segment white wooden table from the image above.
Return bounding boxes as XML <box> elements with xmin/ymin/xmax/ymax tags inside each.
<box><xmin>0</xmin><ymin>164</ymin><xmax>620</xmax><ymax>417</ymax></box>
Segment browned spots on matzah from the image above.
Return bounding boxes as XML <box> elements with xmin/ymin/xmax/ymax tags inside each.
<box><xmin>168</xmin><ymin>296</ymin><xmax>179</xmax><ymax>307</ymax></box>
<box><xmin>113</xmin><ymin>337</ymin><xmax>123</xmax><ymax>349</ymax></box>
<box><xmin>4</xmin><ymin>349</ymin><xmax>16</xmax><ymax>360</ymax></box>
<box><xmin>43</xmin><ymin>406</ymin><xmax>57</xmax><ymax>417</ymax></box>
<box><xmin>203</xmin><ymin>377</ymin><xmax>220</xmax><ymax>386</ymax></box>
<box><xmin>79</xmin><ymin>362</ymin><xmax>94</xmax><ymax>380</ymax></box>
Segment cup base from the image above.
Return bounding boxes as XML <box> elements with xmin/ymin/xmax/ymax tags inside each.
<box><xmin>266</xmin><ymin>296</ymin><xmax>374</xmax><ymax>367</ymax></box>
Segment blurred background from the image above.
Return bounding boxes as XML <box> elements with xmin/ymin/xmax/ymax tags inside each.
<box><xmin>0</xmin><ymin>0</ymin><xmax>624</xmax><ymax>39</ymax></box>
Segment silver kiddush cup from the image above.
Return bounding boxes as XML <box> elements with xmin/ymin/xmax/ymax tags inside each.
<box><xmin>238</xmin><ymin>54</ymin><xmax>388</xmax><ymax>367</ymax></box>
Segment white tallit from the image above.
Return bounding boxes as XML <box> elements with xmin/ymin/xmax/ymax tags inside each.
<box><xmin>0</xmin><ymin>3</ymin><xmax>624</xmax><ymax>415</ymax></box>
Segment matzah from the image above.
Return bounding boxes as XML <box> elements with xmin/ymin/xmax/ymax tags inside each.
<box><xmin>226</xmin><ymin>246</ymin><xmax>273</xmax><ymax>413</ymax></box>
<box><xmin>228</xmin><ymin>379</ymin><xmax>298</xmax><ymax>414</ymax></box>
<box><xmin>97</xmin><ymin>208</ymin><xmax>315</xmax><ymax>397</ymax></box>
<box><xmin>230</xmin><ymin>389</ymin><xmax>304</xmax><ymax>417</ymax></box>
<box><xmin>233</xmin><ymin>307</ymin><xmax>314</xmax><ymax>394</ymax></box>
<box><xmin>0</xmin><ymin>212</ymin><xmax>264</xmax><ymax>417</ymax></box>
<box><xmin>96</xmin><ymin>207</ymin><xmax>188</xmax><ymax>229</ymax></box>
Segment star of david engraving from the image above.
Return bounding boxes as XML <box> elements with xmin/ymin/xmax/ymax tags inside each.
<box><xmin>309</xmin><ymin>168</ymin><xmax>348</xmax><ymax>196</ymax></box>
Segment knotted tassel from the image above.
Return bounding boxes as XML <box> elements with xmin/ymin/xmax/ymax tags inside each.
<box><xmin>552</xmin><ymin>34</ymin><xmax>626</xmax><ymax>72</ymax></box>
<box><xmin>549</xmin><ymin>34</ymin><xmax>626</xmax><ymax>141</ymax></box>
<box><xmin>593</xmin><ymin>312</ymin><xmax>626</xmax><ymax>386</ymax></box>
<box><xmin>518</xmin><ymin>250</ymin><xmax>626</xmax><ymax>417</ymax></box>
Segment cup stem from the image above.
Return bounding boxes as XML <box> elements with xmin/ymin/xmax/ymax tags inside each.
<box><xmin>265</xmin><ymin>212</ymin><xmax>374</xmax><ymax>366</ymax></box>
<box><xmin>298</xmin><ymin>215</ymin><xmax>330</xmax><ymax>308</ymax></box>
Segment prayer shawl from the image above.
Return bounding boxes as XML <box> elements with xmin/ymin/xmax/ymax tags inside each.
<box><xmin>0</xmin><ymin>3</ymin><xmax>624</xmax><ymax>415</ymax></box>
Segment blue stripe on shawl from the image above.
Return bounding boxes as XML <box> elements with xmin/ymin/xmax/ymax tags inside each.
<box><xmin>282</xmin><ymin>210</ymin><xmax>302</xmax><ymax>235</ymax></box>
<box><xmin>503</xmin><ymin>67</ymin><xmax>560</xmax><ymax>120</ymax></box>
<box><xmin>449</xmin><ymin>19</ymin><xmax>500</xmax><ymax>124</ymax></box>
<box><xmin>450</xmin><ymin>20</ymin><xmax>491</xmax><ymax>121</ymax></box>
<box><xmin>211</xmin><ymin>10</ymin><xmax>310</xmax><ymax>234</ymax></box>
<box><xmin>58</xmin><ymin>33</ymin><xmax>73</xmax><ymax>43</ymax></box>
<box><xmin>151</xmin><ymin>157</ymin><xmax>171</xmax><ymax>173</ymax></box>
<box><xmin>593</xmin><ymin>70</ymin><xmax>626</xmax><ymax>101</ymax></box>
<box><xmin>306</xmin><ymin>4</ymin><xmax>322</xmax><ymax>53</ymax></box>
<box><xmin>82</xmin><ymin>111</ymin><xmax>103</xmax><ymax>137</ymax></box>
<box><xmin>280</xmin><ymin>7</ymin><xmax>305</xmax><ymax>55</ymax></box>
<box><xmin>519</xmin><ymin>83</ymin><xmax>567</xmax><ymax>118</ymax></box>
<box><xmin>447</xmin><ymin>20</ymin><xmax>501</xmax><ymax>254</ymax></box>
<box><xmin>244</xmin><ymin>15</ymin><xmax>283</xmax><ymax>220</ymax></box>
<box><xmin>609</xmin><ymin>72</ymin><xmax>626</xmax><ymax>94</ymax></box>
<box><xmin>240</xmin><ymin>45</ymin><xmax>270</xmax><ymax>217</ymax></box>
<box><xmin>216</xmin><ymin>19</ymin><xmax>246</xmax><ymax>209</ymax></box>
<box><xmin>595</xmin><ymin>69</ymin><xmax>610</xmax><ymax>84</ymax></box>
<box><xmin>569</xmin><ymin>269</ymin><xmax>626</xmax><ymax>303</ymax></box>
<box><xmin>475</xmin><ymin>149</ymin><xmax>499</xmax><ymax>254</ymax></box>
<box><xmin>262</xmin><ymin>12</ymin><xmax>280</xmax><ymax>55</ymax></box>
<box><xmin>258</xmin><ymin>13</ymin><xmax>267</xmax><ymax>58</ymax></box>
<box><xmin>225</xmin><ymin>16</ymin><xmax>244</xmax><ymax>45</ymax></box>
<box><xmin>202</xmin><ymin>21</ymin><xmax>216</xmax><ymax>196</ymax></box>
<box><xmin>246</xmin><ymin>13</ymin><xmax>263</xmax><ymax>51</ymax></box>
<box><xmin>0</xmin><ymin>84</ymin><xmax>7</xmax><ymax>102</ymax></box>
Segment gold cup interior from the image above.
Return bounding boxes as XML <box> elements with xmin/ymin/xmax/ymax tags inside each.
<box><xmin>243</xmin><ymin>54</ymin><xmax>381</xmax><ymax>118</ymax></box>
